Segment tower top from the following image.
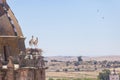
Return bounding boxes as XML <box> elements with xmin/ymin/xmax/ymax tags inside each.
<box><xmin>0</xmin><ymin>0</ymin><xmax>6</xmax><ymax>4</ymax></box>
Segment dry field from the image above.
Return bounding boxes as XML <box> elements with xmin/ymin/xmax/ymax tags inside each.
<box><xmin>46</xmin><ymin>68</ymin><xmax>120</xmax><ymax>80</ymax></box>
<box><xmin>46</xmin><ymin>71</ymin><xmax>99</xmax><ymax>80</ymax></box>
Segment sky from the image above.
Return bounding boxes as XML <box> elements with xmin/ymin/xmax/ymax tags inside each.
<box><xmin>7</xmin><ymin>0</ymin><xmax>120</xmax><ymax>56</ymax></box>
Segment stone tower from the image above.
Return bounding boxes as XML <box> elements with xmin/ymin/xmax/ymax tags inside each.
<box><xmin>0</xmin><ymin>1</ymin><xmax>46</xmax><ymax>80</ymax></box>
<box><xmin>0</xmin><ymin>0</ymin><xmax>25</xmax><ymax>62</ymax></box>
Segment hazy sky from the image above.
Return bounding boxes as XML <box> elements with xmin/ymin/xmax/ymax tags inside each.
<box><xmin>7</xmin><ymin>0</ymin><xmax>120</xmax><ymax>56</ymax></box>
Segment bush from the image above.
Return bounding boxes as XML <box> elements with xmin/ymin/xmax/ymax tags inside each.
<box><xmin>49</xmin><ymin>78</ymin><xmax>54</xmax><ymax>80</ymax></box>
<box><xmin>98</xmin><ymin>69</ymin><xmax>110</xmax><ymax>80</ymax></box>
<box><xmin>62</xmin><ymin>78</ymin><xmax>67</xmax><ymax>80</ymax></box>
<box><xmin>62</xmin><ymin>78</ymin><xmax>68</xmax><ymax>80</ymax></box>
<box><xmin>56</xmin><ymin>79</ymin><xmax>61</xmax><ymax>80</ymax></box>
<box><xmin>73</xmin><ymin>78</ymin><xmax>81</xmax><ymax>80</ymax></box>
<box><xmin>84</xmin><ymin>78</ymin><xmax>93</xmax><ymax>80</ymax></box>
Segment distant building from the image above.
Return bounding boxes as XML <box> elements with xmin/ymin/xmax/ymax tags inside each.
<box><xmin>109</xmin><ymin>69</ymin><xmax>119</xmax><ymax>80</ymax></box>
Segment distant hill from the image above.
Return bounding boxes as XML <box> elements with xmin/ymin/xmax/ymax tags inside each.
<box><xmin>83</xmin><ymin>55</ymin><xmax>120</xmax><ymax>61</ymax></box>
<box><xmin>44</xmin><ymin>56</ymin><xmax>77</xmax><ymax>62</ymax></box>
<box><xmin>44</xmin><ymin>55</ymin><xmax>120</xmax><ymax>62</ymax></box>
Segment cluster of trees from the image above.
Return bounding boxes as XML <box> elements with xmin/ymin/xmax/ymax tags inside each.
<box><xmin>98</xmin><ymin>69</ymin><xmax>111</xmax><ymax>80</ymax></box>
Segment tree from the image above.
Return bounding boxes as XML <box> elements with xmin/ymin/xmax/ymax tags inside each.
<box><xmin>73</xmin><ymin>78</ymin><xmax>81</xmax><ymax>80</ymax></box>
<box><xmin>62</xmin><ymin>78</ymin><xmax>67</xmax><ymax>80</ymax></box>
<box><xmin>56</xmin><ymin>79</ymin><xmax>61</xmax><ymax>80</ymax></box>
<box><xmin>98</xmin><ymin>69</ymin><xmax>110</xmax><ymax>80</ymax></box>
<box><xmin>77</xmin><ymin>56</ymin><xmax>83</xmax><ymax>62</ymax></box>
<box><xmin>63</xmin><ymin>69</ymin><xmax>68</xmax><ymax>72</ymax></box>
<box><xmin>74</xmin><ymin>62</ymin><xmax>79</xmax><ymax>66</ymax></box>
<box><xmin>93</xmin><ymin>60</ymin><xmax>97</xmax><ymax>70</ymax></box>
<box><xmin>49</xmin><ymin>78</ymin><xmax>54</xmax><ymax>80</ymax></box>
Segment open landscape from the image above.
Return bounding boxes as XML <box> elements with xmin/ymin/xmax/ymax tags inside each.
<box><xmin>45</xmin><ymin>56</ymin><xmax>120</xmax><ymax>80</ymax></box>
<box><xmin>46</xmin><ymin>71</ymin><xmax>99</xmax><ymax>80</ymax></box>
<box><xmin>46</xmin><ymin>68</ymin><xmax>120</xmax><ymax>80</ymax></box>
<box><xmin>45</xmin><ymin>55</ymin><xmax>120</xmax><ymax>62</ymax></box>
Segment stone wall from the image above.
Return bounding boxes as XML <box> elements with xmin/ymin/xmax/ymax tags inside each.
<box><xmin>0</xmin><ymin>48</ymin><xmax>46</xmax><ymax>80</ymax></box>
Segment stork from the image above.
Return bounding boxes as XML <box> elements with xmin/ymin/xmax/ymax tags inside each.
<box><xmin>33</xmin><ymin>37</ymin><xmax>38</xmax><ymax>47</ymax></box>
<box><xmin>29</xmin><ymin>36</ymin><xmax>34</xmax><ymax>47</ymax></box>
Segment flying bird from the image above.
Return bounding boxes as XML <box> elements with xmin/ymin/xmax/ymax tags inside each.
<box><xmin>102</xmin><ymin>17</ymin><xmax>104</xmax><ymax>19</ymax></box>
<box><xmin>97</xmin><ymin>9</ymin><xmax>99</xmax><ymax>13</ymax></box>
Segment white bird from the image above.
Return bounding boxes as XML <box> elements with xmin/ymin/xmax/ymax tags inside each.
<box><xmin>33</xmin><ymin>37</ymin><xmax>38</xmax><ymax>47</ymax></box>
<box><xmin>29</xmin><ymin>36</ymin><xmax>34</xmax><ymax>47</ymax></box>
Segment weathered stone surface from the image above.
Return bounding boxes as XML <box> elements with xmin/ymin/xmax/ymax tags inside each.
<box><xmin>0</xmin><ymin>0</ymin><xmax>45</xmax><ymax>80</ymax></box>
<box><xmin>4</xmin><ymin>56</ymin><xmax>14</xmax><ymax>80</ymax></box>
<box><xmin>0</xmin><ymin>1</ymin><xmax>25</xmax><ymax>62</ymax></box>
<box><xmin>0</xmin><ymin>1</ymin><xmax>46</xmax><ymax>80</ymax></box>
<box><xmin>0</xmin><ymin>49</ymin><xmax>46</xmax><ymax>80</ymax></box>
